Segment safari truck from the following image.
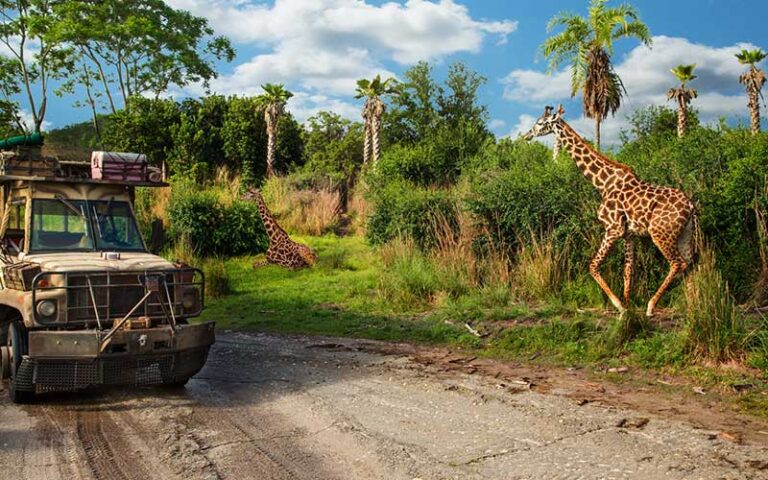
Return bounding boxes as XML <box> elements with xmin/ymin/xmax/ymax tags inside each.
<box><xmin>0</xmin><ymin>135</ymin><xmax>213</xmax><ymax>403</ymax></box>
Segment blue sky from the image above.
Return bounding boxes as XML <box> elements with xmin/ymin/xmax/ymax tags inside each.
<box><xmin>41</xmin><ymin>0</ymin><xmax>768</xmax><ymax>145</ymax></box>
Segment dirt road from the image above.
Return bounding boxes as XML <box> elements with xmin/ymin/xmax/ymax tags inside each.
<box><xmin>1</xmin><ymin>331</ymin><xmax>766</xmax><ymax>480</ymax></box>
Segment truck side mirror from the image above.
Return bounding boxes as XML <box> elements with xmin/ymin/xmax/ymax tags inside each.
<box><xmin>149</xmin><ymin>219</ymin><xmax>165</xmax><ymax>254</ymax></box>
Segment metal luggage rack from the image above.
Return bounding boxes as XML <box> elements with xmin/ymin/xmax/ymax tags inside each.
<box><xmin>31</xmin><ymin>268</ymin><xmax>205</xmax><ymax>327</ymax></box>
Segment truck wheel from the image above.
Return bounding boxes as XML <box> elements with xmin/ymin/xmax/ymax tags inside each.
<box><xmin>7</xmin><ymin>322</ymin><xmax>34</xmax><ymax>404</ymax></box>
<box><xmin>163</xmin><ymin>378</ymin><xmax>190</xmax><ymax>389</ymax></box>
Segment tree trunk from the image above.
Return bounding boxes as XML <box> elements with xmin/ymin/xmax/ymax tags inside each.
<box><xmin>749</xmin><ymin>88</ymin><xmax>761</xmax><ymax>134</ymax></box>
<box><xmin>371</xmin><ymin>116</ymin><xmax>381</xmax><ymax>163</ymax></box>
<box><xmin>677</xmin><ymin>98</ymin><xmax>687</xmax><ymax>138</ymax></box>
<box><xmin>266</xmin><ymin>131</ymin><xmax>276</xmax><ymax>178</ymax></box>
<box><xmin>363</xmin><ymin>122</ymin><xmax>371</xmax><ymax>165</ymax></box>
<box><xmin>595</xmin><ymin>117</ymin><xmax>601</xmax><ymax>150</ymax></box>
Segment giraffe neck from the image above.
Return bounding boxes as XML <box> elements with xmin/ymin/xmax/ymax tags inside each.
<box><xmin>253</xmin><ymin>192</ymin><xmax>289</xmax><ymax>243</ymax></box>
<box><xmin>553</xmin><ymin>120</ymin><xmax>636</xmax><ymax>195</ymax></box>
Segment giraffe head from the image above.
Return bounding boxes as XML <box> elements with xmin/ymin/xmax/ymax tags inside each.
<box><xmin>242</xmin><ymin>187</ymin><xmax>261</xmax><ymax>201</ymax></box>
<box><xmin>522</xmin><ymin>105</ymin><xmax>565</xmax><ymax>140</ymax></box>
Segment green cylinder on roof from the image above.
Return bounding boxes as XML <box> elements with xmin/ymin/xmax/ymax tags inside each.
<box><xmin>0</xmin><ymin>132</ymin><xmax>43</xmax><ymax>149</ymax></box>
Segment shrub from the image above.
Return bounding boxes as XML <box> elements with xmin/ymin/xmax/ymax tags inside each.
<box><xmin>683</xmin><ymin>247</ymin><xmax>744</xmax><ymax>362</ymax></box>
<box><xmin>167</xmin><ymin>189</ymin><xmax>268</xmax><ymax>257</ymax></box>
<box><xmin>204</xmin><ymin>258</ymin><xmax>231</xmax><ymax>299</ymax></box>
<box><xmin>366</xmin><ymin>179</ymin><xmax>457</xmax><ymax>248</ymax></box>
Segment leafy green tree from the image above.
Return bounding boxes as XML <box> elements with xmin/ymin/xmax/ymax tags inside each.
<box><xmin>355</xmin><ymin>74</ymin><xmax>397</xmax><ymax>164</ymax></box>
<box><xmin>274</xmin><ymin>112</ymin><xmax>305</xmax><ymax>173</ymax></box>
<box><xmin>52</xmin><ymin>0</ymin><xmax>234</xmax><ymax>113</ymax></box>
<box><xmin>384</xmin><ymin>61</ymin><xmax>438</xmax><ymax>145</ymax></box>
<box><xmin>735</xmin><ymin>48</ymin><xmax>767</xmax><ymax>134</ymax></box>
<box><xmin>541</xmin><ymin>0</ymin><xmax>652</xmax><ymax>148</ymax></box>
<box><xmin>667</xmin><ymin>64</ymin><xmax>697</xmax><ymax>138</ymax></box>
<box><xmin>256</xmin><ymin>83</ymin><xmax>293</xmax><ymax>178</ymax></box>
<box><xmin>221</xmin><ymin>96</ymin><xmax>267</xmax><ymax>185</ymax></box>
<box><xmin>0</xmin><ymin>0</ymin><xmax>75</xmax><ymax>132</ymax></box>
<box><xmin>102</xmin><ymin>97</ymin><xmax>180</xmax><ymax>167</ymax></box>
<box><xmin>169</xmin><ymin>96</ymin><xmax>229</xmax><ymax>179</ymax></box>
<box><xmin>301</xmin><ymin>111</ymin><xmax>364</xmax><ymax>209</ymax></box>
<box><xmin>381</xmin><ymin>61</ymin><xmax>491</xmax><ymax>185</ymax></box>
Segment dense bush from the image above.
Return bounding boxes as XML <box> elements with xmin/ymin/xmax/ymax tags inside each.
<box><xmin>167</xmin><ymin>189</ymin><xmax>268</xmax><ymax>257</ymax></box>
<box><xmin>365</xmin><ymin>178</ymin><xmax>457</xmax><ymax>248</ymax></box>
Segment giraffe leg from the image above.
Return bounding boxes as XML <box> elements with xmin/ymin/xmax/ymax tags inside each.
<box><xmin>590</xmin><ymin>229</ymin><xmax>626</xmax><ymax>313</ymax></box>
<box><xmin>623</xmin><ymin>236</ymin><xmax>635</xmax><ymax>307</ymax></box>
<box><xmin>647</xmin><ymin>233</ymin><xmax>687</xmax><ymax>317</ymax></box>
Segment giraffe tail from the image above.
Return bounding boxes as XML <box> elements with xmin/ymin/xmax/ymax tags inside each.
<box><xmin>678</xmin><ymin>209</ymin><xmax>700</xmax><ymax>268</ymax></box>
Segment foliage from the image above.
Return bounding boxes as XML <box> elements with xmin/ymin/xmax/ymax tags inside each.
<box><xmin>204</xmin><ymin>258</ymin><xmax>231</xmax><ymax>299</ymax></box>
<box><xmin>365</xmin><ymin>178</ymin><xmax>458</xmax><ymax>249</ymax></box>
<box><xmin>52</xmin><ymin>0</ymin><xmax>234</xmax><ymax>111</ymax></box>
<box><xmin>299</xmin><ymin>111</ymin><xmax>363</xmax><ymax>197</ymax></box>
<box><xmin>0</xmin><ymin>0</ymin><xmax>75</xmax><ymax>132</ymax></box>
<box><xmin>683</xmin><ymin>247</ymin><xmax>744</xmax><ymax>361</ymax></box>
<box><xmin>261</xmin><ymin>176</ymin><xmax>341</xmax><ymax>236</ymax></box>
<box><xmin>102</xmin><ymin>97</ymin><xmax>180</xmax><ymax>167</ymax></box>
<box><xmin>381</xmin><ymin>61</ymin><xmax>491</xmax><ymax>184</ymax></box>
<box><xmin>167</xmin><ymin>179</ymin><xmax>268</xmax><ymax>257</ymax></box>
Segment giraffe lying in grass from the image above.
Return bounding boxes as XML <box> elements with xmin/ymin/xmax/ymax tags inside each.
<box><xmin>523</xmin><ymin>105</ymin><xmax>697</xmax><ymax>317</ymax></box>
<box><xmin>242</xmin><ymin>188</ymin><xmax>317</xmax><ymax>269</ymax></box>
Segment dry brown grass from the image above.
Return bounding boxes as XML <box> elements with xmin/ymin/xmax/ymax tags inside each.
<box><xmin>262</xmin><ymin>176</ymin><xmax>341</xmax><ymax>235</ymax></box>
<box><xmin>347</xmin><ymin>192</ymin><xmax>371</xmax><ymax>236</ymax></box>
<box><xmin>514</xmin><ymin>233</ymin><xmax>565</xmax><ymax>301</ymax></box>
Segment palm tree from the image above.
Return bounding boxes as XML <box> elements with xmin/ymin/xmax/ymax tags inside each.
<box><xmin>735</xmin><ymin>48</ymin><xmax>767</xmax><ymax>134</ymax></box>
<box><xmin>354</xmin><ymin>75</ymin><xmax>397</xmax><ymax>164</ymax></box>
<box><xmin>256</xmin><ymin>83</ymin><xmax>293</xmax><ymax>177</ymax></box>
<box><xmin>667</xmin><ymin>64</ymin><xmax>698</xmax><ymax>138</ymax></box>
<box><xmin>541</xmin><ymin>0</ymin><xmax>651</xmax><ymax>149</ymax></box>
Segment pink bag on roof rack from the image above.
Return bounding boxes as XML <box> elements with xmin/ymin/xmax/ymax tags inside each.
<box><xmin>91</xmin><ymin>151</ymin><xmax>148</xmax><ymax>181</ymax></box>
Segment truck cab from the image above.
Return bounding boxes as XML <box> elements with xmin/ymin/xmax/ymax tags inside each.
<box><xmin>0</xmin><ymin>144</ymin><xmax>213</xmax><ymax>403</ymax></box>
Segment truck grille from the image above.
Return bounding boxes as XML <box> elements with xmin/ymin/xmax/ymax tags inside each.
<box><xmin>66</xmin><ymin>273</ymin><xmax>175</xmax><ymax>321</ymax></box>
<box><xmin>31</xmin><ymin>268</ymin><xmax>204</xmax><ymax>325</ymax></box>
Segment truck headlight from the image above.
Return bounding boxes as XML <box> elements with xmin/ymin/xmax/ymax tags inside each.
<box><xmin>36</xmin><ymin>300</ymin><xmax>57</xmax><ymax>317</ymax></box>
<box><xmin>182</xmin><ymin>290</ymin><xmax>198</xmax><ymax>310</ymax></box>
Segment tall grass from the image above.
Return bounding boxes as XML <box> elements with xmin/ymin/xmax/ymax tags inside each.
<box><xmin>683</xmin><ymin>247</ymin><xmax>744</xmax><ymax>362</ymax></box>
<box><xmin>514</xmin><ymin>233</ymin><xmax>565</xmax><ymax>301</ymax></box>
<box><xmin>262</xmin><ymin>176</ymin><xmax>341</xmax><ymax>235</ymax></box>
<box><xmin>204</xmin><ymin>257</ymin><xmax>231</xmax><ymax>299</ymax></box>
<box><xmin>376</xmin><ymin>205</ymin><xmax>513</xmax><ymax>309</ymax></box>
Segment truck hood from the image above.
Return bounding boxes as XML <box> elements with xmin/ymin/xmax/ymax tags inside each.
<box><xmin>20</xmin><ymin>252</ymin><xmax>176</xmax><ymax>272</ymax></box>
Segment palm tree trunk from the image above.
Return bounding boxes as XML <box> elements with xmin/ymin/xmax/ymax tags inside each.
<box><xmin>749</xmin><ymin>89</ymin><xmax>761</xmax><ymax>134</ymax></box>
<box><xmin>266</xmin><ymin>131</ymin><xmax>276</xmax><ymax>178</ymax></box>
<box><xmin>595</xmin><ymin>117</ymin><xmax>601</xmax><ymax>150</ymax></box>
<box><xmin>363</xmin><ymin>122</ymin><xmax>371</xmax><ymax>165</ymax></box>
<box><xmin>677</xmin><ymin>98</ymin><xmax>687</xmax><ymax>138</ymax></box>
<box><xmin>371</xmin><ymin>117</ymin><xmax>381</xmax><ymax>163</ymax></box>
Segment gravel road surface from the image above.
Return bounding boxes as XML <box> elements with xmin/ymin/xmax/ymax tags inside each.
<box><xmin>1</xmin><ymin>331</ymin><xmax>766</xmax><ymax>480</ymax></box>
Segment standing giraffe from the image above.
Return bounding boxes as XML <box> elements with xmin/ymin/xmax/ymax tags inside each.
<box><xmin>523</xmin><ymin>105</ymin><xmax>697</xmax><ymax>317</ymax></box>
<box><xmin>242</xmin><ymin>188</ymin><xmax>317</xmax><ymax>269</ymax></box>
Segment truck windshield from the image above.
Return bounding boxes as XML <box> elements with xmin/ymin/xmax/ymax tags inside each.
<box><xmin>31</xmin><ymin>199</ymin><xmax>93</xmax><ymax>251</ymax></box>
<box><xmin>90</xmin><ymin>200</ymin><xmax>144</xmax><ymax>251</ymax></box>
<box><xmin>30</xmin><ymin>199</ymin><xmax>145</xmax><ymax>252</ymax></box>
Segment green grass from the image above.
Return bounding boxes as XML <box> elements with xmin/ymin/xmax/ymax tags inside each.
<box><xmin>198</xmin><ymin>235</ymin><xmax>477</xmax><ymax>344</ymax></box>
<box><xmin>197</xmin><ymin>234</ymin><xmax>768</xmax><ymax>418</ymax></box>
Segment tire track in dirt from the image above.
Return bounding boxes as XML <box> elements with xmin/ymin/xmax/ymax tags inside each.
<box><xmin>75</xmin><ymin>408</ymin><xmax>151</xmax><ymax>480</ymax></box>
<box><xmin>36</xmin><ymin>405</ymin><xmax>84</xmax><ymax>479</ymax></box>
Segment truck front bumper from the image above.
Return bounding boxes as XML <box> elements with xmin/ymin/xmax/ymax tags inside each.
<box><xmin>14</xmin><ymin>322</ymin><xmax>215</xmax><ymax>393</ymax></box>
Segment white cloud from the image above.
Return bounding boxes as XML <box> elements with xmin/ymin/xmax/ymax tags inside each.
<box><xmin>169</xmin><ymin>0</ymin><xmax>517</xmax><ymax>120</ymax></box>
<box><xmin>288</xmin><ymin>92</ymin><xmax>360</xmax><ymax>122</ymax></box>
<box><xmin>501</xmin><ymin>36</ymin><xmax>757</xmax><ymax>145</ymax></box>
<box><xmin>17</xmin><ymin>109</ymin><xmax>52</xmax><ymax>132</ymax></box>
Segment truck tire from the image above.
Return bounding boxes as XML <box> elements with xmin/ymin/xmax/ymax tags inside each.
<box><xmin>7</xmin><ymin>321</ymin><xmax>34</xmax><ymax>404</ymax></box>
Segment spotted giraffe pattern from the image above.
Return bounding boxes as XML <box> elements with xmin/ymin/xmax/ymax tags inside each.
<box><xmin>524</xmin><ymin>105</ymin><xmax>697</xmax><ymax>316</ymax></box>
<box><xmin>242</xmin><ymin>188</ymin><xmax>317</xmax><ymax>269</ymax></box>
